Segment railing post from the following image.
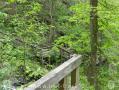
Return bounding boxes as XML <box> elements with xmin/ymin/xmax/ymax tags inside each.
<box><xmin>59</xmin><ymin>76</ymin><xmax>69</xmax><ymax>90</ymax></box>
<box><xmin>24</xmin><ymin>55</ymin><xmax>81</xmax><ymax>90</ymax></box>
<box><xmin>71</xmin><ymin>67</ymin><xmax>80</xmax><ymax>89</ymax></box>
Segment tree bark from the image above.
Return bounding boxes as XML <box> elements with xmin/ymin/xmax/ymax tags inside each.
<box><xmin>89</xmin><ymin>0</ymin><xmax>99</xmax><ymax>89</ymax></box>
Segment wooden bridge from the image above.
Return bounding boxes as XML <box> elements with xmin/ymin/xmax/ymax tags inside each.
<box><xmin>24</xmin><ymin>55</ymin><xmax>82</xmax><ymax>90</ymax></box>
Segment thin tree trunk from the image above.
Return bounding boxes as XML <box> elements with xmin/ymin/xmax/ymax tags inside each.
<box><xmin>89</xmin><ymin>0</ymin><xmax>99</xmax><ymax>89</ymax></box>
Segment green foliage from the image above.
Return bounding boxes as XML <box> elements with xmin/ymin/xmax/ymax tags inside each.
<box><xmin>55</xmin><ymin>2</ymin><xmax>90</xmax><ymax>54</ymax></box>
<box><xmin>54</xmin><ymin>0</ymin><xmax>119</xmax><ymax>89</ymax></box>
<box><xmin>0</xmin><ymin>0</ymin><xmax>48</xmax><ymax>89</ymax></box>
<box><xmin>0</xmin><ymin>0</ymin><xmax>119</xmax><ymax>89</ymax></box>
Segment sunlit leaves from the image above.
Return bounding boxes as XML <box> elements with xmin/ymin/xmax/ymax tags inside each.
<box><xmin>69</xmin><ymin>2</ymin><xmax>90</xmax><ymax>24</ymax></box>
<box><xmin>7</xmin><ymin>0</ymin><xmax>27</xmax><ymax>3</ymax></box>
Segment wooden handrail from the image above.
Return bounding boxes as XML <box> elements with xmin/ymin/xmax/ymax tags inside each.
<box><xmin>24</xmin><ymin>55</ymin><xmax>82</xmax><ymax>90</ymax></box>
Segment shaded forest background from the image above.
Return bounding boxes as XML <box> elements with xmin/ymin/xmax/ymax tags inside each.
<box><xmin>0</xmin><ymin>0</ymin><xmax>119</xmax><ymax>90</ymax></box>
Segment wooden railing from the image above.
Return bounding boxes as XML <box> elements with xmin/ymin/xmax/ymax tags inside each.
<box><xmin>24</xmin><ymin>55</ymin><xmax>82</xmax><ymax>90</ymax></box>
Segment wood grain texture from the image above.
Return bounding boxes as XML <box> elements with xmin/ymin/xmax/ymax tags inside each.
<box><xmin>24</xmin><ymin>55</ymin><xmax>81</xmax><ymax>90</ymax></box>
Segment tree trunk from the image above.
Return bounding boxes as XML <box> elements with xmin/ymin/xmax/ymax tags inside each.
<box><xmin>89</xmin><ymin>0</ymin><xmax>99</xmax><ymax>89</ymax></box>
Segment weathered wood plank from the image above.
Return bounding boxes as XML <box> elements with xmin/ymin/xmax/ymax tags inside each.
<box><xmin>59</xmin><ymin>76</ymin><xmax>69</xmax><ymax>90</ymax></box>
<box><xmin>71</xmin><ymin>67</ymin><xmax>79</xmax><ymax>86</ymax></box>
<box><xmin>24</xmin><ymin>55</ymin><xmax>81</xmax><ymax>90</ymax></box>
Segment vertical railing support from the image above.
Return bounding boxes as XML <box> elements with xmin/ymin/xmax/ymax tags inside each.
<box><xmin>59</xmin><ymin>76</ymin><xmax>69</xmax><ymax>90</ymax></box>
<box><xmin>71</xmin><ymin>67</ymin><xmax>79</xmax><ymax>89</ymax></box>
